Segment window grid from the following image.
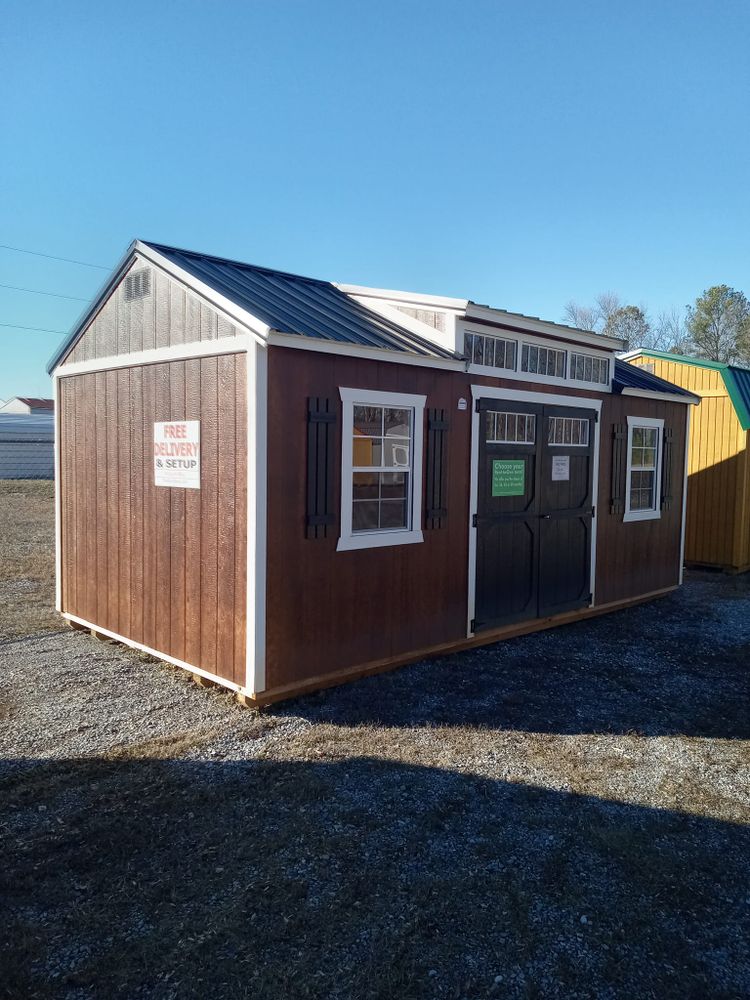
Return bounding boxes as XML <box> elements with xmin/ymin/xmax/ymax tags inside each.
<box><xmin>547</xmin><ymin>416</ymin><xmax>590</xmax><ymax>447</ymax></box>
<box><xmin>521</xmin><ymin>344</ymin><xmax>567</xmax><ymax>379</ymax></box>
<box><xmin>570</xmin><ymin>352</ymin><xmax>610</xmax><ymax>385</ymax></box>
<box><xmin>629</xmin><ymin>425</ymin><xmax>659</xmax><ymax>512</ymax></box>
<box><xmin>465</xmin><ymin>332</ymin><xmax>517</xmax><ymax>371</ymax></box>
<box><xmin>486</xmin><ymin>411</ymin><xmax>536</xmax><ymax>444</ymax></box>
<box><xmin>351</xmin><ymin>404</ymin><xmax>413</xmax><ymax>533</ymax></box>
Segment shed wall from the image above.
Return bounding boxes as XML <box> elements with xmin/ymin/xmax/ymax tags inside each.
<box><xmin>630</xmin><ymin>356</ymin><xmax>746</xmax><ymax>569</ymax></box>
<box><xmin>62</xmin><ymin>255</ymin><xmax>243</xmax><ymax>365</ymax></box>
<box><xmin>58</xmin><ymin>353</ymin><xmax>247</xmax><ymax>685</ymax></box>
<box><xmin>264</xmin><ymin>346</ymin><xmax>688</xmax><ymax>694</ymax></box>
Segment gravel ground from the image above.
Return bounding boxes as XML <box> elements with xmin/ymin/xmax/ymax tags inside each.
<box><xmin>1</xmin><ymin>482</ymin><xmax>749</xmax><ymax>999</ymax></box>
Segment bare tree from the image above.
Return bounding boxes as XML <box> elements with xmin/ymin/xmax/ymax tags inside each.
<box><xmin>649</xmin><ymin>308</ymin><xmax>689</xmax><ymax>352</ymax></box>
<box><xmin>563</xmin><ymin>300</ymin><xmax>600</xmax><ymax>332</ymax></box>
<box><xmin>595</xmin><ymin>292</ymin><xmax>622</xmax><ymax>329</ymax></box>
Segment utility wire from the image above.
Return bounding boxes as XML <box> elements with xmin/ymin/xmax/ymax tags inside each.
<box><xmin>0</xmin><ymin>281</ymin><xmax>90</xmax><ymax>302</ymax></box>
<box><xmin>0</xmin><ymin>322</ymin><xmax>67</xmax><ymax>335</ymax></box>
<box><xmin>0</xmin><ymin>243</ymin><xmax>110</xmax><ymax>270</ymax></box>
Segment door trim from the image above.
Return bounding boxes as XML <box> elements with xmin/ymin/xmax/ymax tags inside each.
<box><xmin>467</xmin><ymin>386</ymin><xmax>603</xmax><ymax>637</ymax></box>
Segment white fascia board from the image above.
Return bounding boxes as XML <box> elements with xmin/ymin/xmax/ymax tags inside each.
<box><xmin>618</xmin><ymin>349</ymin><xmax>647</xmax><ymax>361</ymax></box>
<box><xmin>464</xmin><ymin>304</ymin><xmax>624</xmax><ymax>353</ymax></box>
<box><xmin>55</xmin><ymin>336</ymin><xmax>251</xmax><ymax>377</ymax></box>
<box><xmin>134</xmin><ymin>242</ymin><xmax>271</xmax><ymax>341</ymax></box>
<box><xmin>267</xmin><ymin>330</ymin><xmax>466</xmax><ymax>371</ymax></box>
<box><xmin>336</xmin><ymin>282</ymin><xmax>468</xmax><ymax>311</ymax></box>
<box><xmin>620</xmin><ymin>387</ymin><xmax>699</xmax><ymax>405</ymax></box>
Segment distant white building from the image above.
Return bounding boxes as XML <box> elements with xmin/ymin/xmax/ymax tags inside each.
<box><xmin>0</xmin><ymin>396</ymin><xmax>54</xmax><ymax>415</ymax></box>
<box><xmin>0</xmin><ymin>415</ymin><xmax>54</xmax><ymax>478</ymax></box>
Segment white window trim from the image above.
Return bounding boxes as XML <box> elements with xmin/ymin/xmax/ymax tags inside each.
<box><xmin>623</xmin><ymin>415</ymin><xmax>664</xmax><ymax>523</ymax></box>
<box><xmin>337</xmin><ymin>387</ymin><xmax>426</xmax><ymax>552</ymax></box>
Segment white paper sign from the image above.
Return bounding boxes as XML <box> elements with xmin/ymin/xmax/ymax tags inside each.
<box><xmin>551</xmin><ymin>455</ymin><xmax>570</xmax><ymax>482</ymax></box>
<box><xmin>154</xmin><ymin>421</ymin><xmax>200</xmax><ymax>489</ymax></box>
<box><xmin>458</xmin><ymin>397</ymin><xmax>468</xmax><ymax>411</ymax></box>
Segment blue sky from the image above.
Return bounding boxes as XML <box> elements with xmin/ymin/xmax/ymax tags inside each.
<box><xmin>1</xmin><ymin>0</ymin><xmax>748</xmax><ymax>399</ymax></box>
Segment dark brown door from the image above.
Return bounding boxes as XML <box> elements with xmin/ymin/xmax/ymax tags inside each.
<box><xmin>474</xmin><ymin>399</ymin><xmax>595</xmax><ymax>632</ymax></box>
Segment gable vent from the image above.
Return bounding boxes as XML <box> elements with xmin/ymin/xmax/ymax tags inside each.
<box><xmin>124</xmin><ymin>268</ymin><xmax>152</xmax><ymax>301</ymax></box>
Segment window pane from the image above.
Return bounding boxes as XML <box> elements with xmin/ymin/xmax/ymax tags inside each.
<box><xmin>380</xmin><ymin>472</ymin><xmax>407</xmax><ymax>499</ymax></box>
<box><xmin>353</xmin><ymin>405</ymin><xmax>382</xmax><ymax>438</ymax></box>
<box><xmin>353</xmin><ymin>472</ymin><xmax>379</xmax><ymax>500</ymax></box>
<box><xmin>352</xmin><ymin>501</ymin><xmax>379</xmax><ymax>531</ymax></box>
<box><xmin>507</xmin><ymin>341</ymin><xmax>517</xmax><ymax>369</ymax></box>
<box><xmin>643</xmin><ymin>428</ymin><xmax>658</xmax><ymax>448</ymax></box>
<box><xmin>382</xmin><ymin>439</ymin><xmax>410</xmax><ymax>467</ymax></box>
<box><xmin>632</xmin><ymin>427</ymin><xmax>644</xmax><ymax>447</ymax></box>
<box><xmin>379</xmin><ymin>500</ymin><xmax>407</xmax><ymax>529</ymax></box>
<box><xmin>384</xmin><ymin>408</ymin><xmax>411</xmax><ymax>437</ymax></box>
<box><xmin>353</xmin><ymin>438</ymin><xmax>383</xmax><ymax>466</ymax></box>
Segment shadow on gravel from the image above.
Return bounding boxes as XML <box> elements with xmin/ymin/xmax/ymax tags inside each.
<box><xmin>2</xmin><ymin>755</ymin><xmax>749</xmax><ymax>1000</ymax></box>
<box><xmin>285</xmin><ymin>588</ymin><xmax>750</xmax><ymax>739</ymax></box>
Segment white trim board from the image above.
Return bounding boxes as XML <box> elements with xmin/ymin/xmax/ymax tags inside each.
<box><xmin>679</xmin><ymin>406</ymin><xmax>691</xmax><ymax>585</ymax></box>
<box><xmin>62</xmin><ymin>613</ymin><xmax>246</xmax><ymax>694</ymax></box>
<box><xmin>337</xmin><ymin>386</ymin><xmax>426</xmax><ymax>552</ymax></box>
<box><xmin>56</xmin><ymin>336</ymin><xmax>251</xmax><ymax>377</ymax></box>
<box><xmin>53</xmin><ymin>374</ymin><xmax>62</xmax><ymax>612</ymax></box>
<box><xmin>620</xmin><ymin>387</ymin><xmax>698</xmax><ymax>405</ymax></box>
<box><xmin>466</xmin><ymin>385</ymin><xmax>603</xmax><ymax>637</ymax></box>
<box><xmin>246</xmin><ymin>340</ymin><xmax>268</xmax><ymax>695</ymax></box>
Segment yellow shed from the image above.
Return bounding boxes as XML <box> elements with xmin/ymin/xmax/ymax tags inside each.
<box><xmin>622</xmin><ymin>350</ymin><xmax>750</xmax><ymax>573</ymax></box>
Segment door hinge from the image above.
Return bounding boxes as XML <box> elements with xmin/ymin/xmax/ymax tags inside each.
<box><xmin>472</xmin><ymin>513</ymin><xmax>478</xmax><ymax>527</ymax></box>
<box><xmin>587</xmin><ymin>593</ymin><xmax>593</xmax><ymax>605</ymax></box>
<box><xmin>591</xmin><ymin>505</ymin><xmax>595</xmax><ymax>518</ymax></box>
<box><xmin>470</xmin><ymin>619</ymin><xmax>477</xmax><ymax>633</ymax></box>
<box><xmin>475</xmin><ymin>399</ymin><xmax>482</xmax><ymax>413</ymax></box>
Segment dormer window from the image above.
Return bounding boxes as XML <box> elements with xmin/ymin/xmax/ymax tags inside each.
<box><xmin>521</xmin><ymin>344</ymin><xmax>566</xmax><ymax>379</ymax></box>
<box><xmin>465</xmin><ymin>331</ymin><xmax>517</xmax><ymax>371</ymax></box>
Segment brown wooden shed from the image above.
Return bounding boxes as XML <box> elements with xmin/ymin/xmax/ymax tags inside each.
<box><xmin>49</xmin><ymin>241</ymin><xmax>698</xmax><ymax>705</ymax></box>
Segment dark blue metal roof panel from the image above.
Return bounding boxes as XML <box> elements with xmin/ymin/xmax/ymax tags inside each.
<box><xmin>613</xmin><ymin>359</ymin><xmax>697</xmax><ymax>400</ymax></box>
<box><xmin>144</xmin><ymin>242</ymin><xmax>461</xmax><ymax>361</ymax></box>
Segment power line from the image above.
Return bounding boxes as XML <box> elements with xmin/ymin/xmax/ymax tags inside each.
<box><xmin>0</xmin><ymin>322</ymin><xmax>67</xmax><ymax>335</ymax></box>
<box><xmin>0</xmin><ymin>243</ymin><xmax>110</xmax><ymax>270</ymax></box>
<box><xmin>0</xmin><ymin>281</ymin><xmax>90</xmax><ymax>302</ymax></box>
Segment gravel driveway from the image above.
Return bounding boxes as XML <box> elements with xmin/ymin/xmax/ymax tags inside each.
<box><xmin>1</xmin><ymin>481</ymin><xmax>749</xmax><ymax>999</ymax></box>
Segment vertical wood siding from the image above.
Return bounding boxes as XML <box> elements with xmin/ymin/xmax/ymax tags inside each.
<box><xmin>58</xmin><ymin>354</ymin><xmax>247</xmax><ymax>685</ymax></box>
<box><xmin>630</xmin><ymin>356</ymin><xmax>747</xmax><ymax>569</ymax></box>
<box><xmin>595</xmin><ymin>395</ymin><xmax>687</xmax><ymax>605</ymax></box>
<box><xmin>62</xmin><ymin>256</ymin><xmax>242</xmax><ymax>365</ymax></box>
<box><xmin>264</xmin><ymin>347</ymin><xmax>690</xmax><ymax>693</ymax></box>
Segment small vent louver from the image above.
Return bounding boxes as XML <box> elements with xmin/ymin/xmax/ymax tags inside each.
<box><xmin>124</xmin><ymin>269</ymin><xmax>152</xmax><ymax>302</ymax></box>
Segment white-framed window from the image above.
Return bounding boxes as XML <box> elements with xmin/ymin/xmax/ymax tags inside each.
<box><xmin>337</xmin><ymin>387</ymin><xmax>425</xmax><ymax>551</ymax></box>
<box><xmin>624</xmin><ymin>416</ymin><xmax>663</xmax><ymax>522</ymax></box>
<box><xmin>521</xmin><ymin>343</ymin><xmax>567</xmax><ymax>379</ymax></box>
<box><xmin>570</xmin><ymin>352</ymin><xmax>610</xmax><ymax>386</ymax></box>
<box><xmin>465</xmin><ymin>331</ymin><xmax>517</xmax><ymax>372</ymax></box>
<box><xmin>548</xmin><ymin>415</ymin><xmax>590</xmax><ymax>446</ymax></box>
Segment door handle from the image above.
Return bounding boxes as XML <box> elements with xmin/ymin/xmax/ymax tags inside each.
<box><xmin>540</xmin><ymin>514</ymin><xmax>551</xmax><ymax>519</ymax></box>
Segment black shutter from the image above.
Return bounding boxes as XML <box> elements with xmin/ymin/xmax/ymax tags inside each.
<box><xmin>610</xmin><ymin>423</ymin><xmax>627</xmax><ymax>515</ymax></box>
<box><xmin>425</xmin><ymin>408</ymin><xmax>449</xmax><ymax>529</ymax></box>
<box><xmin>661</xmin><ymin>426</ymin><xmax>674</xmax><ymax>510</ymax></box>
<box><xmin>306</xmin><ymin>397</ymin><xmax>337</xmax><ymax>539</ymax></box>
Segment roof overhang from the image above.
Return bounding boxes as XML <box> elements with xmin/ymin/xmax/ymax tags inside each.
<box><xmin>619</xmin><ymin>387</ymin><xmax>700</xmax><ymax>405</ymax></box>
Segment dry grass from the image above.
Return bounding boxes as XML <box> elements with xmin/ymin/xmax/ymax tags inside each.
<box><xmin>0</xmin><ymin>479</ymin><xmax>56</xmax><ymax>639</ymax></box>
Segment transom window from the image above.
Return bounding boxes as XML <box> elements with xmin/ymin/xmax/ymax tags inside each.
<box><xmin>624</xmin><ymin>417</ymin><xmax>663</xmax><ymax>522</ymax></box>
<box><xmin>465</xmin><ymin>332</ymin><xmax>517</xmax><ymax>371</ymax></box>
<box><xmin>521</xmin><ymin>344</ymin><xmax>566</xmax><ymax>379</ymax></box>
<box><xmin>338</xmin><ymin>388</ymin><xmax>426</xmax><ymax>551</ymax></box>
<box><xmin>486</xmin><ymin>411</ymin><xmax>536</xmax><ymax>444</ymax></box>
<box><xmin>548</xmin><ymin>416</ymin><xmax>590</xmax><ymax>446</ymax></box>
<box><xmin>570</xmin><ymin>353</ymin><xmax>610</xmax><ymax>385</ymax></box>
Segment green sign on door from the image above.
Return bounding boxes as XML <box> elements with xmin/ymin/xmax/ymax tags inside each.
<box><xmin>492</xmin><ymin>459</ymin><xmax>525</xmax><ymax>497</ymax></box>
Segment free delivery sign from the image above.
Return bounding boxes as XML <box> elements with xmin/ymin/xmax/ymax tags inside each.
<box><xmin>154</xmin><ymin>421</ymin><xmax>200</xmax><ymax>489</ymax></box>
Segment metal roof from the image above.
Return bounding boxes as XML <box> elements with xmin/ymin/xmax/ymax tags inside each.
<box><xmin>622</xmin><ymin>350</ymin><xmax>750</xmax><ymax>427</ymax></box>
<box><xmin>613</xmin><ymin>359</ymin><xmax>698</xmax><ymax>401</ymax></box>
<box><xmin>144</xmin><ymin>242</ymin><xmax>461</xmax><ymax>360</ymax></box>
<box><xmin>0</xmin><ymin>414</ymin><xmax>54</xmax><ymax>443</ymax></box>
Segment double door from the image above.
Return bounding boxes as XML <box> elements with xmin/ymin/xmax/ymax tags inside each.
<box><xmin>473</xmin><ymin>399</ymin><xmax>596</xmax><ymax>631</ymax></box>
